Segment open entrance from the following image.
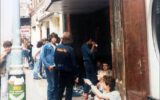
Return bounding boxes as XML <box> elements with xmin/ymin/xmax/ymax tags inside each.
<box><xmin>69</xmin><ymin>7</ymin><xmax>112</xmax><ymax>81</ymax></box>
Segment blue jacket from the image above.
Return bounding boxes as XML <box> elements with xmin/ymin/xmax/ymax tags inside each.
<box><xmin>54</xmin><ymin>44</ymin><xmax>76</xmax><ymax>71</ymax></box>
<box><xmin>40</xmin><ymin>43</ymin><xmax>56</xmax><ymax>68</ymax></box>
<box><xmin>81</xmin><ymin>43</ymin><xmax>92</xmax><ymax>61</ymax></box>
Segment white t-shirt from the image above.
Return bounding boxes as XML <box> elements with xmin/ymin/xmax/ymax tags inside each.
<box><xmin>102</xmin><ymin>91</ymin><xmax>121</xmax><ymax>100</ymax></box>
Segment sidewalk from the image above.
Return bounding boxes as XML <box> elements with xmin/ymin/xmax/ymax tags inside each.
<box><xmin>25</xmin><ymin>69</ymin><xmax>84</xmax><ymax>100</ymax></box>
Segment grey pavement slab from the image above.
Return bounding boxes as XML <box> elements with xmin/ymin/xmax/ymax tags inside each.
<box><xmin>24</xmin><ymin>69</ymin><xmax>84</xmax><ymax>100</ymax></box>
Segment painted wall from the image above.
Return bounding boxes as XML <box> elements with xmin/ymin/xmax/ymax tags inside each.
<box><xmin>145</xmin><ymin>0</ymin><xmax>160</xmax><ymax>99</ymax></box>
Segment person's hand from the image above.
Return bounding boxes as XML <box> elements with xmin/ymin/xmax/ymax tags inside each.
<box><xmin>84</xmin><ymin>79</ymin><xmax>93</xmax><ymax>86</ymax></box>
<box><xmin>48</xmin><ymin>66</ymin><xmax>55</xmax><ymax>71</ymax></box>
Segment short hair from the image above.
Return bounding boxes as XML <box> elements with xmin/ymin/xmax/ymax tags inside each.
<box><xmin>37</xmin><ymin>41</ymin><xmax>43</xmax><ymax>48</ymax></box>
<box><xmin>3</xmin><ymin>41</ymin><xmax>12</xmax><ymax>48</ymax></box>
<box><xmin>103</xmin><ymin>76</ymin><xmax>115</xmax><ymax>91</ymax></box>
<box><xmin>61</xmin><ymin>32</ymin><xmax>73</xmax><ymax>44</ymax></box>
<box><xmin>48</xmin><ymin>32</ymin><xmax>59</xmax><ymax>42</ymax></box>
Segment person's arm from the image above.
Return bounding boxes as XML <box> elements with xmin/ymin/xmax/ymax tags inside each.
<box><xmin>84</xmin><ymin>79</ymin><xmax>109</xmax><ymax>100</ymax></box>
<box><xmin>90</xmin><ymin>41</ymin><xmax>97</xmax><ymax>53</ymax></box>
<box><xmin>33</xmin><ymin>49</ymin><xmax>40</xmax><ymax>61</ymax></box>
<box><xmin>0</xmin><ymin>52</ymin><xmax>7</xmax><ymax>63</ymax></box>
<box><xmin>40</xmin><ymin>45</ymin><xmax>52</xmax><ymax>69</ymax></box>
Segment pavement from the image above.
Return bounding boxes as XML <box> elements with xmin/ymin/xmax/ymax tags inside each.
<box><xmin>25</xmin><ymin>69</ymin><xmax>84</xmax><ymax>100</ymax></box>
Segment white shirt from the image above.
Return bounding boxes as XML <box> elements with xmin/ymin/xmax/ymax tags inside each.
<box><xmin>102</xmin><ymin>91</ymin><xmax>121</xmax><ymax>100</ymax></box>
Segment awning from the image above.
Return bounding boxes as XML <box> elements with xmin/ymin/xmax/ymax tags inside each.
<box><xmin>46</xmin><ymin>0</ymin><xmax>109</xmax><ymax>14</ymax></box>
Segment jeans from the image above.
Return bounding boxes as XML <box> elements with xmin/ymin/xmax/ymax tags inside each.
<box><xmin>33</xmin><ymin>59</ymin><xmax>41</xmax><ymax>78</ymax></box>
<box><xmin>83</xmin><ymin>61</ymin><xmax>97</xmax><ymax>93</ymax></box>
<box><xmin>57</xmin><ymin>70</ymin><xmax>74</xmax><ymax>100</ymax></box>
<box><xmin>45</xmin><ymin>69</ymin><xmax>58</xmax><ymax>100</ymax></box>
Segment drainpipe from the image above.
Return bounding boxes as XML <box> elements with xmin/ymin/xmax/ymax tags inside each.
<box><xmin>8</xmin><ymin>0</ymin><xmax>26</xmax><ymax>99</ymax></box>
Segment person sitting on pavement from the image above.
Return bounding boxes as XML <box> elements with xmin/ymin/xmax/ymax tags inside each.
<box><xmin>84</xmin><ymin>76</ymin><xmax>121</xmax><ymax>100</ymax></box>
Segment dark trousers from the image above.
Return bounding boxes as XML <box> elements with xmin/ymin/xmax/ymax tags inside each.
<box><xmin>83</xmin><ymin>61</ymin><xmax>97</xmax><ymax>93</ymax></box>
<box><xmin>58</xmin><ymin>70</ymin><xmax>74</xmax><ymax>100</ymax></box>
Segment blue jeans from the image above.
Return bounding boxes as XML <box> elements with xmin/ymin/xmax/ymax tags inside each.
<box><xmin>45</xmin><ymin>69</ymin><xmax>58</xmax><ymax>100</ymax></box>
<box><xmin>33</xmin><ymin>59</ymin><xmax>41</xmax><ymax>78</ymax></box>
<box><xmin>83</xmin><ymin>61</ymin><xmax>97</xmax><ymax>93</ymax></box>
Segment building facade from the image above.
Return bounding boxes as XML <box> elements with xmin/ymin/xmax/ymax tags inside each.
<box><xmin>30</xmin><ymin>0</ymin><xmax>64</xmax><ymax>49</ymax></box>
<box><xmin>46</xmin><ymin>0</ymin><xmax>160</xmax><ymax>100</ymax></box>
<box><xmin>28</xmin><ymin>0</ymin><xmax>160</xmax><ymax>99</ymax></box>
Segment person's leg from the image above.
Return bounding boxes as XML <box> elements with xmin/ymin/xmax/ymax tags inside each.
<box><xmin>1</xmin><ymin>74</ymin><xmax>8</xmax><ymax>100</ymax></box>
<box><xmin>65</xmin><ymin>72</ymin><xmax>74</xmax><ymax>100</ymax></box>
<box><xmin>33</xmin><ymin>60</ymin><xmax>40</xmax><ymax>79</ymax></box>
<box><xmin>57</xmin><ymin>71</ymin><xmax>65</xmax><ymax>100</ymax></box>
<box><xmin>83</xmin><ymin>61</ymin><xmax>92</xmax><ymax>94</ymax></box>
<box><xmin>45</xmin><ymin>69</ymin><xmax>58</xmax><ymax>100</ymax></box>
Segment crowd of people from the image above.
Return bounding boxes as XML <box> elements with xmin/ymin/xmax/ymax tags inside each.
<box><xmin>0</xmin><ymin>31</ymin><xmax>121</xmax><ymax>100</ymax></box>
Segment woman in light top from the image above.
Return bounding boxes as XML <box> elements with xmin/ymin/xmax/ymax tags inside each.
<box><xmin>84</xmin><ymin>76</ymin><xmax>121</xmax><ymax>100</ymax></box>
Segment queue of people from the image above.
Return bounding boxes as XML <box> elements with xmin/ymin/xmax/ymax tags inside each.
<box><xmin>0</xmin><ymin>32</ymin><xmax>121</xmax><ymax>100</ymax></box>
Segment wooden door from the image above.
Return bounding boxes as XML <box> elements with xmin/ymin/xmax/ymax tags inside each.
<box><xmin>110</xmin><ymin>0</ymin><xmax>149</xmax><ymax>99</ymax></box>
<box><xmin>122</xmin><ymin>0</ymin><xmax>149</xmax><ymax>99</ymax></box>
<box><xmin>109</xmin><ymin>0</ymin><xmax>126</xmax><ymax>99</ymax></box>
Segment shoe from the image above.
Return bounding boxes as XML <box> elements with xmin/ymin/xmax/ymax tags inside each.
<box><xmin>42</xmin><ymin>76</ymin><xmax>47</xmax><ymax>79</ymax></box>
<box><xmin>33</xmin><ymin>77</ymin><xmax>40</xmax><ymax>80</ymax></box>
<box><xmin>38</xmin><ymin>74</ymin><xmax>42</xmax><ymax>79</ymax></box>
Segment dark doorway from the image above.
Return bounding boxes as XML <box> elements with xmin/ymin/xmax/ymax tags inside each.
<box><xmin>70</xmin><ymin>8</ymin><xmax>111</xmax><ymax>79</ymax></box>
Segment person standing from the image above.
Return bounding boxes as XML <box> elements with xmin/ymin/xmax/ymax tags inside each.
<box><xmin>81</xmin><ymin>37</ymin><xmax>98</xmax><ymax>99</ymax></box>
<box><xmin>55</xmin><ymin>32</ymin><xmax>77</xmax><ymax>100</ymax></box>
<box><xmin>40</xmin><ymin>32</ymin><xmax>59</xmax><ymax>100</ymax></box>
<box><xmin>33</xmin><ymin>40</ymin><xmax>43</xmax><ymax>79</ymax></box>
<box><xmin>0</xmin><ymin>41</ymin><xmax>12</xmax><ymax>100</ymax></box>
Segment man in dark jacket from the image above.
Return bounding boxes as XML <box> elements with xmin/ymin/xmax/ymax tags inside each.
<box><xmin>55</xmin><ymin>32</ymin><xmax>77</xmax><ymax>100</ymax></box>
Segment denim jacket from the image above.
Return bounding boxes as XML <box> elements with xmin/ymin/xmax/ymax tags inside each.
<box><xmin>40</xmin><ymin>43</ymin><xmax>56</xmax><ymax>68</ymax></box>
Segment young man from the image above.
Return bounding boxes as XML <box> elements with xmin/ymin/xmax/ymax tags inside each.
<box><xmin>40</xmin><ymin>32</ymin><xmax>59</xmax><ymax>100</ymax></box>
<box><xmin>81</xmin><ymin>37</ymin><xmax>98</xmax><ymax>99</ymax></box>
<box><xmin>0</xmin><ymin>41</ymin><xmax>12</xmax><ymax>100</ymax></box>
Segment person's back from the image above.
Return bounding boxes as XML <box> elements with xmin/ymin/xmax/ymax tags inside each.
<box><xmin>55</xmin><ymin>44</ymin><xmax>75</xmax><ymax>71</ymax></box>
<box><xmin>55</xmin><ymin>32</ymin><xmax>77</xmax><ymax>100</ymax></box>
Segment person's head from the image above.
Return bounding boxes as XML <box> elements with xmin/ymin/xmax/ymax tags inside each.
<box><xmin>3</xmin><ymin>41</ymin><xmax>12</xmax><ymax>53</ymax></box>
<box><xmin>49</xmin><ymin>32</ymin><xmax>59</xmax><ymax>44</ymax></box>
<box><xmin>84</xmin><ymin>36</ymin><xmax>93</xmax><ymax>45</ymax></box>
<box><xmin>37</xmin><ymin>41</ymin><xmax>43</xmax><ymax>48</ymax></box>
<box><xmin>102</xmin><ymin>63</ymin><xmax>110</xmax><ymax>71</ymax></box>
<box><xmin>61</xmin><ymin>32</ymin><xmax>73</xmax><ymax>44</ymax></box>
<box><xmin>102</xmin><ymin>76</ymin><xmax>115</xmax><ymax>92</ymax></box>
